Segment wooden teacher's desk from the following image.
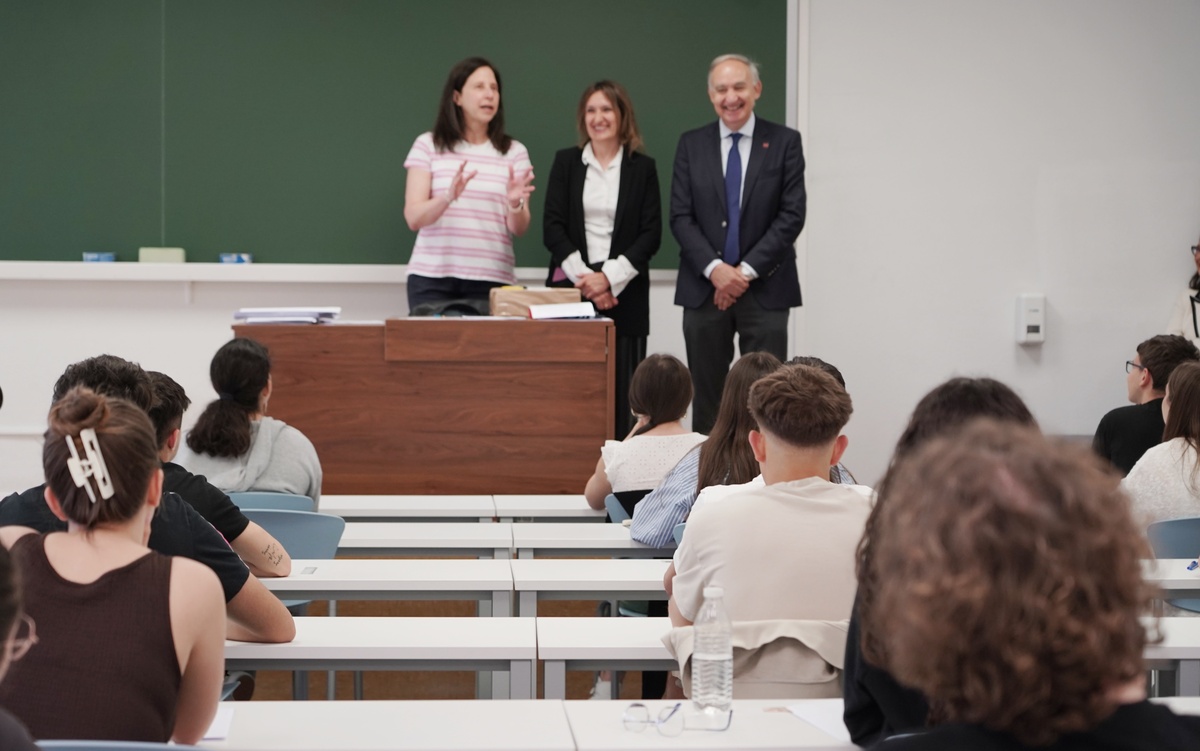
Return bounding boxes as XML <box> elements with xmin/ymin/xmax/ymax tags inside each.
<box><xmin>234</xmin><ymin>318</ymin><xmax>614</xmax><ymax>494</ymax></box>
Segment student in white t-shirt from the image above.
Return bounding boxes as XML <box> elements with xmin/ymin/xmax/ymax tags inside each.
<box><xmin>402</xmin><ymin>57</ymin><xmax>536</xmax><ymax>314</ymax></box>
<box><xmin>583</xmin><ymin>354</ymin><xmax>706</xmax><ymax>515</ymax></box>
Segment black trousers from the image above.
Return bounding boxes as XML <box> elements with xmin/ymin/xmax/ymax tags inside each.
<box><xmin>614</xmin><ymin>335</ymin><xmax>647</xmax><ymax>438</ymax></box>
<box><xmin>406</xmin><ymin>274</ymin><xmax>503</xmax><ymax>314</ymax></box>
<box><xmin>682</xmin><ymin>293</ymin><xmax>789</xmax><ymax>434</ymax></box>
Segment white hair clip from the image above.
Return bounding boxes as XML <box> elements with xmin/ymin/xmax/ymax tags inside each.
<box><xmin>64</xmin><ymin>428</ymin><xmax>114</xmax><ymax>504</ymax></box>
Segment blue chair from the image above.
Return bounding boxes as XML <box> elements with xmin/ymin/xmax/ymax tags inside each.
<box><xmin>672</xmin><ymin>522</ymin><xmax>686</xmax><ymax>546</ymax></box>
<box><xmin>39</xmin><ymin>739</ymin><xmax>199</xmax><ymax>743</ymax></box>
<box><xmin>1147</xmin><ymin>517</ymin><xmax>1200</xmax><ymax>613</ymax></box>
<box><xmin>239</xmin><ymin>509</ymin><xmax>346</xmax><ymax>700</ymax></box>
<box><xmin>228</xmin><ymin>491</ymin><xmax>315</xmax><ymax>512</ymax></box>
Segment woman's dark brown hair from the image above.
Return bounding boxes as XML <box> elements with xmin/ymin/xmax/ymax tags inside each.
<box><xmin>864</xmin><ymin>420</ymin><xmax>1156</xmax><ymax>747</ymax></box>
<box><xmin>575</xmin><ymin>80</ymin><xmax>643</xmax><ymax>153</ymax></box>
<box><xmin>856</xmin><ymin>377</ymin><xmax>1037</xmax><ymax>668</ymax></box>
<box><xmin>695</xmin><ymin>351</ymin><xmax>781</xmax><ymax>491</ymax></box>
<box><xmin>186</xmin><ymin>337</ymin><xmax>271</xmax><ymax>459</ymax></box>
<box><xmin>0</xmin><ymin>546</ymin><xmax>18</xmax><ymax>650</ymax></box>
<box><xmin>627</xmin><ymin>354</ymin><xmax>692</xmax><ymax>438</ymax></box>
<box><xmin>432</xmin><ymin>57</ymin><xmax>513</xmax><ymax>155</ymax></box>
<box><xmin>43</xmin><ymin>386</ymin><xmax>159</xmax><ymax>530</ymax></box>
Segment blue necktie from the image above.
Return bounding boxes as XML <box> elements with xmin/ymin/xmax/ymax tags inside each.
<box><xmin>723</xmin><ymin>133</ymin><xmax>742</xmax><ymax>265</ymax></box>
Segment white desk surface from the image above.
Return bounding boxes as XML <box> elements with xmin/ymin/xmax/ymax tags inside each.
<box><xmin>321</xmin><ymin>494</ymin><xmax>496</xmax><ymax>520</ymax></box>
<box><xmin>511</xmin><ymin>558</ymin><xmax>670</xmax><ymax>592</ymax></box>
<box><xmin>263</xmin><ymin>558</ymin><xmax>513</xmax><ymax>597</ymax></box>
<box><xmin>512</xmin><ymin>523</ymin><xmax>670</xmax><ymax>558</ymax></box>
<box><xmin>563</xmin><ymin>699</ymin><xmax>854</xmax><ymax>750</ymax></box>
<box><xmin>538</xmin><ymin>617</ymin><xmax>673</xmax><ymax>662</ymax></box>
<box><xmin>338</xmin><ymin>522</ymin><xmax>514</xmax><ymax>556</ymax></box>
<box><xmin>201</xmin><ymin>699</ymin><xmax>576</xmax><ymax>751</ymax></box>
<box><xmin>1145</xmin><ymin>559</ymin><xmax>1200</xmax><ymax>593</ymax></box>
<box><xmin>225</xmin><ymin>616</ymin><xmax>537</xmax><ymax>664</ymax></box>
<box><xmin>493</xmin><ymin>494</ymin><xmax>606</xmax><ymax>520</ymax></box>
<box><xmin>1147</xmin><ymin>617</ymin><xmax>1200</xmax><ymax>660</ymax></box>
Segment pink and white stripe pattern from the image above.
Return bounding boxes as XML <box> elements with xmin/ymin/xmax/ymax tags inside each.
<box><xmin>404</xmin><ymin>132</ymin><xmax>532</xmax><ymax>284</ymax></box>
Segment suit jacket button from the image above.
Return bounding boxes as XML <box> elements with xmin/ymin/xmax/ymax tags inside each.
<box><xmin>721</xmin><ymin>220</ymin><xmax>727</xmax><ymax>228</ymax></box>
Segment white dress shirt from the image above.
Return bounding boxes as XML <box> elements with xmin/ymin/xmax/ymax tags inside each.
<box><xmin>559</xmin><ymin>143</ymin><xmax>638</xmax><ymax>297</ymax></box>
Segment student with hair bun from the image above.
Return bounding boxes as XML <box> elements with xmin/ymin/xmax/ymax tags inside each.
<box><xmin>0</xmin><ymin>387</ymin><xmax>225</xmax><ymax>744</ymax></box>
<box><xmin>583</xmin><ymin>354</ymin><xmax>706</xmax><ymax>514</ymax></box>
<box><xmin>177</xmin><ymin>337</ymin><xmax>322</xmax><ymax>504</ymax></box>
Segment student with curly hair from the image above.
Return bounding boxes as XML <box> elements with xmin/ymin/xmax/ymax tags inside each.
<box><xmin>863</xmin><ymin>420</ymin><xmax>1200</xmax><ymax>749</ymax></box>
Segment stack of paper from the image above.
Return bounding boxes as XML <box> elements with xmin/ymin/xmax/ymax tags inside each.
<box><xmin>234</xmin><ymin>307</ymin><xmax>341</xmax><ymax>325</ymax></box>
<box><xmin>527</xmin><ymin>302</ymin><xmax>597</xmax><ymax>320</ymax></box>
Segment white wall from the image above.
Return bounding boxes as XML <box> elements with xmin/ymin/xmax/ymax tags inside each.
<box><xmin>2</xmin><ymin>0</ymin><xmax>1199</xmax><ymax>492</ymax></box>
<box><xmin>800</xmin><ymin>0</ymin><xmax>1200</xmax><ymax>483</ymax></box>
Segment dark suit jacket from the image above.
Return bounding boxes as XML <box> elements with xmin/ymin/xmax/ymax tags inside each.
<box><xmin>543</xmin><ymin>145</ymin><xmax>662</xmax><ymax>338</ymax></box>
<box><xmin>669</xmin><ymin>117</ymin><xmax>806</xmax><ymax>310</ymax></box>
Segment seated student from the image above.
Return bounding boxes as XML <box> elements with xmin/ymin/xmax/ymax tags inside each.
<box><xmin>667</xmin><ymin>365</ymin><xmax>872</xmax><ymax>692</ymax></box>
<box><xmin>1094</xmin><ymin>334</ymin><xmax>1199</xmax><ymax>475</ymax></box>
<box><xmin>630</xmin><ymin>352</ymin><xmax>781</xmax><ymax>547</ymax></box>
<box><xmin>866</xmin><ymin>421</ymin><xmax>1200</xmax><ymax>750</ymax></box>
<box><xmin>0</xmin><ymin>355</ymin><xmax>295</xmax><ymax>644</ymax></box>
<box><xmin>0</xmin><ymin>387</ymin><xmax>225</xmax><ymax>744</ymax></box>
<box><xmin>1124</xmin><ymin>360</ymin><xmax>1200</xmax><ymax>524</ymax></box>
<box><xmin>177</xmin><ymin>337</ymin><xmax>322</xmax><ymax>504</ymax></box>
<box><xmin>0</xmin><ymin>547</ymin><xmax>37</xmax><ymax>750</ymax></box>
<box><xmin>148</xmin><ymin>371</ymin><xmax>291</xmax><ymax>577</ymax></box>
<box><xmin>583</xmin><ymin>354</ymin><xmax>706</xmax><ymax>514</ymax></box>
<box><xmin>844</xmin><ymin>377</ymin><xmax>1037</xmax><ymax>746</ymax></box>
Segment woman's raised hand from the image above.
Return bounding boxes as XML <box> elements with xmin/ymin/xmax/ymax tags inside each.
<box><xmin>507</xmin><ymin>165</ymin><xmax>535</xmax><ymax>208</ymax></box>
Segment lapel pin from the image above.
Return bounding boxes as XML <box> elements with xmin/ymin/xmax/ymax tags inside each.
<box><xmin>762</xmin><ymin>142</ymin><xmax>769</xmax><ymax>149</ymax></box>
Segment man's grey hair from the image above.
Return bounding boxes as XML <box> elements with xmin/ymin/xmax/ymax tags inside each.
<box><xmin>708</xmin><ymin>54</ymin><xmax>761</xmax><ymax>88</ymax></box>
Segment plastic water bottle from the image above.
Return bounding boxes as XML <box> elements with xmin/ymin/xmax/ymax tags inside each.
<box><xmin>691</xmin><ymin>585</ymin><xmax>733</xmax><ymax>714</ymax></box>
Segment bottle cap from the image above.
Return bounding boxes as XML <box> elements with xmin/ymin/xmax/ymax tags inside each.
<box><xmin>703</xmin><ymin>586</ymin><xmax>724</xmax><ymax>599</ymax></box>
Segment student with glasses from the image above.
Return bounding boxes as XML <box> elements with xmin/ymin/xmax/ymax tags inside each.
<box><xmin>1166</xmin><ymin>234</ymin><xmax>1200</xmax><ymax>347</ymax></box>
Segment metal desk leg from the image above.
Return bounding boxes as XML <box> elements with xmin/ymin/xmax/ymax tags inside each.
<box><xmin>1179</xmin><ymin>660</ymin><xmax>1200</xmax><ymax>696</ymax></box>
<box><xmin>544</xmin><ymin>660</ymin><xmax>567</xmax><ymax>700</ymax></box>
<box><xmin>508</xmin><ymin>660</ymin><xmax>533</xmax><ymax>700</ymax></box>
<box><xmin>519</xmin><ymin>591</ymin><xmax>538</xmax><ymax>617</ymax></box>
<box><xmin>519</xmin><ymin>549</ymin><xmax>533</xmax><ymax>559</ymax></box>
<box><xmin>493</xmin><ymin>589</ymin><xmax>513</xmax><ymax>618</ymax></box>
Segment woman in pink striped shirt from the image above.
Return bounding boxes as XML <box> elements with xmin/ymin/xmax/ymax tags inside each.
<box><xmin>403</xmin><ymin>57</ymin><xmax>536</xmax><ymax>314</ymax></box>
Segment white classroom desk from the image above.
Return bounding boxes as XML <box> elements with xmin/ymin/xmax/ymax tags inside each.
<box><xmin>1147</xmin><ymin>616</ymin><xmax>1200</xmax><ymax>695</ymax></box>
<box><xmin>223</xmin><ymin>617</ymin><xmax>536</xmax><ymax>699</ymax></box>
<box><xmin>564</xmin><ymin>699</ymin><xmax>853</xmax><ymax>750</ymax></box>
<box><xmin>262</xmin><ymin>558</ymin><xmax>514</xmax><ymax>616</ymax></box>
<box><xmin>199</xmin><ymin>699</ymin><xmax>853</xmax><ymax>751</ymax></box>
<box><xmin>1145</xmin><ymin>559</ymin><xmax>1200</xmax><ymax>599</ymax></box>
<box><xmin>512</xmin><ymin>523</ymin><xmax>673</xmax><ymax>559</ymax></box>
<box><xmin>539</xmin><ymin>617</ymin><xmax>675</xmax><ymax>700</ymax></box>
<box><xmin>201</xmin><ymin>700</ymin><xmax>576</xmax><ymax>751</ymax></box>
<box><xmin>337</xmin><ymin>522</ymin><xmax>513</xmax><ymax>558</ymax></box>
<box><xmin>493</xmin><ymin>494</ymin><xmax>606</xmax><ymax>522</ymax></box>
<box><xmin>320</xmin><ymin>494</ymin><xmax>495</xmax><ymax>522</ymax></box>
<box><xmin>511</xmin><ymin>558</ymin><xmax>670</xmax><ymax>616</ymax></box>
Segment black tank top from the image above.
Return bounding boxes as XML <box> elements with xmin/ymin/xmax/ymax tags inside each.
<box><xmin>0</xmin><ymin>534</ymin><xmax>180</xmax><ymax>742</ymax></box>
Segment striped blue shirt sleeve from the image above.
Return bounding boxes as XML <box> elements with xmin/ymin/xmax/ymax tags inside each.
<box><xmin>629</xmin><ymin>446</ymin><xmax>702</xmax><ymax>548</ymax></box>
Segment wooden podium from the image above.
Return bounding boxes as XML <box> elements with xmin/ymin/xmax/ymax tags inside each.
<box><xmin>233</xmin><ymin>318</ymin><xmax>615</xmax><ymax>494</ymax></box>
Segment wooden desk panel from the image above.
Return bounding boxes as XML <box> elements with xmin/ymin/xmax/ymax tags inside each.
<box><xmin>235</xmin><ymin>320</ymin><xmax>613</xmax><ymax>494</ymax></box>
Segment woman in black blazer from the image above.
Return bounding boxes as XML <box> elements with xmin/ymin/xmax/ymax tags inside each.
<box><xmin>544</xmin><ymin>80</ymin><xmax>662</xmax><ymax>438</ymax></box>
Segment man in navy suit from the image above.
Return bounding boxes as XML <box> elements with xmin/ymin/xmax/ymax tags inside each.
<box><xmin>671</xmin><ymin>54</ymin><xmax>807</xmax><ymax>434</ymax></box>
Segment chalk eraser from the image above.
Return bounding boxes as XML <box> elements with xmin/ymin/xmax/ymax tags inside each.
<box><xmin>138</xmin><ymin>247</ymin><xmax>186</xmax><ymax>263</ymax></box>
<box><xmin>82</xmin><ymin>252</ymin><xmax>116</xmax><ymax>262</ymax></box>
<box><xmin>219</xmin><ymin>253</ymin><xmax>253</xmax><ymax>264</ymax></box>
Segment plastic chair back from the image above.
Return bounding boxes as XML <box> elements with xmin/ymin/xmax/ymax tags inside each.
<box><xmin>672</xmin><ymin>522</ymin><xmax>686</xmax><ymax>546</ymax></box>
<box><xmin>1147</xmin><ymin>517</ymin><xmax>1200</xmax><ymax>613</ymax></box>
<box><xmin>38</xmin><ymin>739</ymin><xmax>200</xmax><ymax>743</ymax></box>
<box><xmin>604</xmin><ymin>494</ymin><xmax>630</xmax><ymax>523</ymax></box>
<box><xmin>228</xmin><ymin>491</ymin><xmax>315</xmax><ymax>512</ymax></box>
<box><xmin>239</xmin><ymin>509</ymin><xmax>345</xmax><ymax>560</ymax></box>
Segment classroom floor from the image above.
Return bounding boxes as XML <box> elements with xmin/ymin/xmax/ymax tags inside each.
<box><xmin>250</xmin><ymin>599</ymin><xmax>645</xmax><ymax>701</ymax></box>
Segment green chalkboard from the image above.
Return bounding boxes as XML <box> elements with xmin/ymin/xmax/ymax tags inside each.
<box><xmin>0</xmin><ymin>0</ymin><xmax>787</xmax><ymax>268</ymax></box>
